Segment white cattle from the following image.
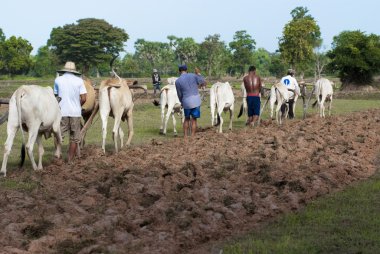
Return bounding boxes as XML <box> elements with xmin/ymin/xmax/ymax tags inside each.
<box><xmin>1</xmin><ymin>85</ymin><xmax>62</xmax><ymax>176</ymax></box>
<box><xmin>154</xmin><ymin>77</ymin><xmax>183</xmax><ymax>136</ymax></box>
<box><xmin>210</xmin><ymin>82</ymin><xmax>235</xmax><ymax>133</ymax></box>
<box><xmin>312</xmin><ymin>78</ymin><xmax>333</xmax><ymax>117</ymax></box>
<box><xmin>237</xmin><ymin>82</ymin><xmax>248</xmax><ymax>122</ymax></box>
<box><xmin>269</xmin><ymin>82</ymin><xmax>290</xmax><ymax>125</ymax></box>
<box><xmin>99</xmin><ymin>77</ymin><xmax>135</xmax><ymax>153</ymax></box>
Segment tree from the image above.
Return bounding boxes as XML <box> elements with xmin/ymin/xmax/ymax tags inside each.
<box><xmin>0</xmin><ymin>28</ymin><xmax>5</xmax><ymax>42</ymax></box>
<box><xmin>48</xmin><ymin>18</ymin><xmax>128</xmax><ymax>75</ymax></box>
<box><xmin>268</xmin><ymin>52</ymin><xmax>287</xmax><ymax>78</ymax></box>
<box><xmin>32</xmin><ymin>46</ymin><xmax>60</xmax><ymax>77</ymax></box>
<box><xmin>253</xmin><ymin>48</ymin><xmax>271</xmax><ymax>77</ymax></box>
<box><xmin>198</xmin><ymin>34</ymin><xmax>228</xmax><ymax>77</ymax></box>
<box><xmin>229</xmin><ymin>30</ymin><xmax>256</xmax><ymax>76</ymax></box>
<box><xmin>0</xmin><ymin>36</ymin><xmax>33</xmax><ymax>76</ymax></box>
<box><xmin>167</xmin><ymin>35</ymin><xmax>199</xmax><ymax>65</ymax></box>
<box><xmin>279</xmin><ymin>7</ymin><xmax>321</xmax><ymax>73</ymax></box>
<box><xmin>327</xmin><ymin>30</ymin><xmax>380</xmax><ymax>85</ymax></box>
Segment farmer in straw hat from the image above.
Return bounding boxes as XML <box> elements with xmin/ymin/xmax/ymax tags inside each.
<box><xmin>53</xmin><ymin>61</ymin><xmax>87</xmax><ymax>163</ymax></box>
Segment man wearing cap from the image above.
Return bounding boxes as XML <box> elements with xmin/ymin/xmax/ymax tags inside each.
<box><xmin>54</xmin><ymin>61</ymin><xmax>87</xmax><ymax>163</ymax></box>
<box><xmin>280</xmin><ymin>69</ymin><xmax>301</xmax><ymax>119</ymax></box>
<box><xmin>175</xmin><ymin>65</ymin><xmax>205</xmax><ymax>138</ymax></box>
<box><xmin>152</xmin><ymin>69</ymin><xmax>161</xmax><ymax>96</ymax></box>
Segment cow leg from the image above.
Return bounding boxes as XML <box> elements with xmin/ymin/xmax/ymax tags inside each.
<box><xmin>119</xmin><ymin>126</ymin><xmax>125</xmax><ymax>149</ymax></box>
<box><xmin>275</xmin><ymin>100</ymin><xmax>282</xmax><ymax>125</ymax></box>
<box><xmin>229</xmin><ymin>106</ymin><xmax>234</xmax><ymax>130</ymax></box>
<box><xmin>328</xmin><ymin>96</ymin><xmax>333</xmax><ymax>116</ymax></box>
<box><xmin>160</xmin><ymin>105</ymin><xmax>165</xmax><ymax>134</ymax></box>
<box><xmin>26</xmin><ymin>125</ymin><xmax>39</xmax><ymax>171</ymax></box>
<box><xmin>172</xmin><ymin>111</ymin><xmax>177</xmax><ymax>136</ymax></box>
<box><xmin>163</xmin><ymin>106</ymin><xmax>173</xmax><ymax>135</ymax></box>
<box><xmin>36</xmin><ymin>134</ymin><xmax>44</xmax><ymax>170</ymax></box>
<box><xmin>1</xmin><ymin>127</ymin><xmax>17</xmax><ymax>177</ymax></box>
<box><xmin>100</xmin><ymin>107</ymin><xmax>110</xmax><ymax>154</ymax></box>
<box><xmin>320</xmin><ymin>97</ymin><xmax>326</xmax><ymax>118</ymax></box>
<box><xmin>53</xmin><ymin>121</ymin><xmax>62</xmax><ymax>159</ymax></box>
<box><xmin>218</xmin><ymin>110</ymin><xmax>223</xmax><ymax>133</ymax></box>
<box><xmin>112</xmin><ymin>112</ymin><xmax>122</xmax><ymax>153</ymax></box>
<box><xmin>125</xmin><ymin>107</ymin><xmax>134</xmax><ymax>146</ymax></box>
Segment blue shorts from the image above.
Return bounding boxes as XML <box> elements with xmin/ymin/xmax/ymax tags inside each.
<box><xmin>247</xmin><ymin>96</ymin><xmax>260</xmax><ymax>116</ymax></box>
<box><xmin>184</xmin><ymin>107</ymin><xmax>201</xmax><ymax>119</ymax></box>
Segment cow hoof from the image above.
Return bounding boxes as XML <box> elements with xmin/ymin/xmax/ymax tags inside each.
<box><xmin>0</xmin><ymin>171</ymin><xmax>6</xmax><ymax>177</ymax></box>
<box><xmin>174</xmin><ymin>133</ymin><xmax>178</xmax><ymax>137</ymax></box>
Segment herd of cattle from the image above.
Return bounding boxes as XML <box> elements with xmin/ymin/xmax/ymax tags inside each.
<box><xmin>0</xmin><ymin>76</ymin><xmax>334</xmax><ymax>176</ymax></box>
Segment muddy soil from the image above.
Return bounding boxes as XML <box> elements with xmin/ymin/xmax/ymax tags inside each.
<box><xmin>1</xmin><ymin>110</ymin><xmax>380</xmax><ymax>254</ymax></box>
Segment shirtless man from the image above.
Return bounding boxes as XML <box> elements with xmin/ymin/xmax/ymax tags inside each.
<box><xmin>243</xmin><ymin>65</ymin><xmax>262</xmax><ymax>126</ymax></box>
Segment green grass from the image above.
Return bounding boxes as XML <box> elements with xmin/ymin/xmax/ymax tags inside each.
<box><xmin>222</xmin><ymin>171</ymin><xmax>380</xmax><ymax>254</ymax></box>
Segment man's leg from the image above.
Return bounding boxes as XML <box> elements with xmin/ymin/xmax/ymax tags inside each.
<box><xmin>183</xmin><ymin>118</ymin><xmax>190</xmax><ymax>138</ymax></box>
<box><xmin>68</xmin><ymin>142</ymin><xmax>77</xmax><ymax>162</ymax></box>
<box><xmin>191</xmin><ymin>118</ymin><xmax>197</xmax><ymax>136</ymax></box>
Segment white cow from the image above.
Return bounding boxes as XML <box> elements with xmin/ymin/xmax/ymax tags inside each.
<box><xmin>1</xmin><ymin>85</ymin><xmax>62</xmax><ymax>177</ymax></box>
<box><xmin>312</xmin><ymin>78</ymin><xmax>333</xmax><ymax>117</ymax></box>
<box><xmin>99</xmin><ymin>77</ymin><xmax>135</xmax><ymax>153</ymax></box>
<box><xmin>237</xmin><ymin>82</ymin><xmax>248</xmax><ymax>122</ymax></box>
<box><xmin>269</xmin><ymin>82</ymin><xmax>290</xmax><ymax>125</ymax></box>
<box><xmin>210</xmin><ymin>82</ymin><xmax>235</xmax><ymax>133</ymax></box>
<box><xmin>154</xmin><ymin>77</ymin><xmax>183</xmax><ymax>136</ymax></box>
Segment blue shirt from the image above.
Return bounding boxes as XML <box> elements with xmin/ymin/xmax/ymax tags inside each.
<box><xmin>175</xmin><ymin>73</ymin><xmax>205</xmax><ymax>109</ymax></box>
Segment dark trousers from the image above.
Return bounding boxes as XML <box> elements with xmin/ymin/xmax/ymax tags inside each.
<box><xmin>281</xmin><ymin>99</ymin><xmax>295</xmax><ymax>119</ymax></box>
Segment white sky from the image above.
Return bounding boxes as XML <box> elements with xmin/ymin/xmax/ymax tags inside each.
<box><xmin>1</xmin><ymin>0</ymin><xmax>379</xmax><ymax>55</ymax></box>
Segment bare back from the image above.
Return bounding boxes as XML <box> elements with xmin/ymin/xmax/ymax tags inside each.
<box><xmin>243</xmin><ymin>73</ymin><xmax>262</xmax><ymax>95</ymax></box>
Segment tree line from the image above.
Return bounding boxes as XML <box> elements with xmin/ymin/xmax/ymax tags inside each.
<box><xmin>0</xmin><ymin>6</ymin><xmax>379</xmax><ymax>86</ymax></box>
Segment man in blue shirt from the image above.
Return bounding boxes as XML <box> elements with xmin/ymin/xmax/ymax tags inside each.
<box><xmin>175</xmin><ymin>65</ymin><xmax>205</xmax><ymax>138</ymax></box>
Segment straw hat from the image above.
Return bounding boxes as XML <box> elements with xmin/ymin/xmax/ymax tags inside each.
<box><xmin>57</xmin><ymin>61</ymin><xmax>81</xmax><ymax>75</ymax></box>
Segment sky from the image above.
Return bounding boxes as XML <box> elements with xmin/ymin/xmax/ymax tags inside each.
<box><xmin>1</xmin><ymin>0</ymin><xmax>379</xmax><ymax>55</ymax></box>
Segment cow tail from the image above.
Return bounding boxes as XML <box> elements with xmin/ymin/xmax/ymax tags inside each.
<box><xmin>237</xmin><ymin>104</ymin><xmax>244</xmax><ymax>118</ymax></box>
<box><xmin>16</xmin><ymin>88</ymin><xmax>26</xmax><ymax>168</ymax></box>
<box><xmin>214</xmin><ymin>86</ymin><xmax>221</xmax><ymax>126</ymax></box>
<box><xmin>312</xmin><ymin>100</ymin><xmax>318</xmax><ymax>108</ymax></box>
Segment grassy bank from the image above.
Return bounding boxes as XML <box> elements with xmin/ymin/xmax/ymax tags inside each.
<box><xmin>222</xmin><ymin>169</ymin><xmax>380</xmax><ymax>254</ymax></box>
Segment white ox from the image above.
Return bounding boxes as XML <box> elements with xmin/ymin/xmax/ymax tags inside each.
<box><xmin>269</xmin><ymin>82</ymin><xmax>290</xmax><ymax>125</ymax></box>
<box><xmin>210</xmin><ymin>82</ymin><xmax>235</xmax><ymax>133</ymax></box>
<box><xmin>269</xmin><ymin>86</ymin><xmax>299</xmax><ymax>121</ymax></box>
<box><xmin>1</xmin><ymin>85</ymin><xmax>62</xmax><ymax>176</ymax></box>
<box><xmin>99</xmin><ymin>78</ymin><xmax>135</xmax><ymax>153</ymax></box>
<box><xmin>312</xmin><ymin>78</ymin><xmax>333</xmax><ymax>117</ymax></box>
<box><xmin>237</xmin><ymin>82</ymin><xmax>248</xmax><ymax>122</ymax></box>
<box><xmin>155</xmin><ymin>77</ymin><xmax>183</xmax><ymax>136</ymax></box>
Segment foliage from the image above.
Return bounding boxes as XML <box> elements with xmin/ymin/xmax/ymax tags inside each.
<box><xmin>268</xmin><ymin>52</ymin><xmax>287</xmax><ymax>78</ymax></box>
<box><xmin>198</xmin><ymin>34</ymin><xmax>229</xmax><ymax>77</ymax></box>
<box><xmin>168</xmin><ymin>35</ymin><xmax>199</xmax><ymax>65</ymax></box>
<box><xmin>279</xmin><ymin>7</ymin><xmax>321</xmax><ymax>73</ymax></box>
<box><xmin>0</xmin><ymin>28</ymin><xmax>5</xmax><ymax>42</ymax></box>
<box><xmin>229</xmin><ymin>30</ymin><xmax>256</xmax><ymax>76</ymax></box>
<box><xmin>31</xmin><ymin>46</ymin><xmax>60</xmax><ymax>77</ymax></box>
<box><xmin>252</xmin><ymin>48</ymin><xmax>272</xmax><ymax>77</ymax></box>
<box><xmin>0</xmin><ymin>36</ymin><xmax>33</xmax><ymax>76</ymax></box>
<box><xmin>327</xmin><ymin>30</ymin><xmax>380</xmax><ymax>85</ymax></box>
<box><xmin>48</xmin><ymin>18</ymin><xmax>128</xmax><ymax>75</ymax></box>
